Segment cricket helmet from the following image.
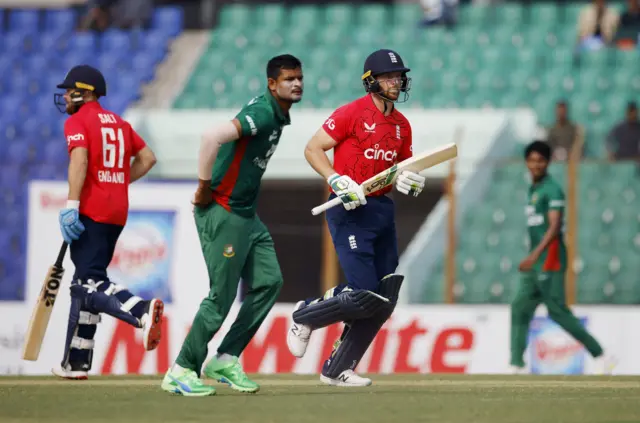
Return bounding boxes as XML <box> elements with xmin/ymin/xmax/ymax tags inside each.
<box><xmin>362</xmin><ymin>49</ymin><xmax>411</xmax><ymax>103</ymax></box>
<box><xmin>54</xmin><ymin>65</ymin><xmax>107</xmax><ymax>114</ymax></box>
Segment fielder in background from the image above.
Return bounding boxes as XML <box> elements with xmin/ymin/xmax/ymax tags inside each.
<box><xmin>161</xmin><ymin>55</ymin><xmax>304</xmax><ymax>396</ymax></box>
<box><xmin>52</xmin><ymin>65</ymin><xmax>163</xmax><ymax>379</ymax></box>
<box><xmin>287</xmin><ymin>49</ymin><xmax>425</xmax><ymax>386</ymax></box>
<box><xmin>510</xmin><ymin>141</ymin><xmax>615</xmax><ymax>374</ymax></box>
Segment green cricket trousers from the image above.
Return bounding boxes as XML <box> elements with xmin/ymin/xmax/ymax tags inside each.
<box><xmin>175</xmin><ymin>203</ymin><xmax>284</xmax><ymax>374</ymax></box>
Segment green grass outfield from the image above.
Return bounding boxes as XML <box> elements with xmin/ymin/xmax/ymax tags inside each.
<box><xmin>1</xmin><ymin>374</ymin><xmax>639</xmax><ymax>423</ymax></box>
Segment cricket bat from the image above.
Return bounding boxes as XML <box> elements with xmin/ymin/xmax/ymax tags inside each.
<box><xmin>311</xmin><ymin>143</ymin><xmax>458</xmax><ymax>216</ymax></box>
<box><xmin>22</xmin><ymin>242</ymin><xmax>68</xmax><ymax>361</ymax></box>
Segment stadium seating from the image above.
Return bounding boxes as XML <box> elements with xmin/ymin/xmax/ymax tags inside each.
<box><xmin>177</xmin><ymin>2</ymin><xmax>635</xmax><ymax>158</ymax></box>
<box><xmin>171</xmin><ymin>2</ymin><xmax>640</xmax><ymax>304</ymax></box>
<box><xmin>0</xmin><ymin>6</ymin><xmax>184</xmax><ymax>300</ymax></box>
<box><xmin>425</xmin><ymin>161</ymin><xmax>640</xmax><ymax>304</ymax></box>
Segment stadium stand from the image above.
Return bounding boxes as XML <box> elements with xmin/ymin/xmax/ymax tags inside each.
<box><xmin>173</xmin><ymin>2</ymin><xmax>640</xmax><ymax>304</ymax></box>
<box><xmin>0</xmin><ymin>6</ymin><xmax>183</xmax><ymax>299</ymax></box>
<box><xmin>2</xmin><ymin>2</ymin><xmax>637</xmax><ymax>305</ymax></box>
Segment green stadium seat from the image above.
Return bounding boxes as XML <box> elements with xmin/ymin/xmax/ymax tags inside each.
<box><xmin>577</xmin><ymin>270</ymin><xmax>610</xmax><ymax>304</ymax></box>
<box><xmin>325</xmin><ymin>4</ymin><xmax>354</xmax><ymax>26</ymax></box>
<box><xmin>218</xmin><ymin>4</ymin><xmax>251</xmax><ymax>29</ymax></box>
<box><xmin>496</xmin><ymin>4</ymin><xmax>524</xmax><ymax>24</ymax></box>
<box><xmin>458</xmin><ymin>5</ymin><xmax>492</xmax><ymax>26</ymax></box>
<box><xmin>530</xmin><ymin>4</ymin><xmax>559</xmax><ymax>25</ymax></box>
<box><xmin>351</xmin><ymin>27</ymin><xmax>387</xmax><ymax>50</ymax></box>
<box><xmin>289</xmin><ymin>6</ymin><xmax>321</xmax><ymax>28</ymax></box>
<box><xmin>394</xmin><ymin>4</ymin><xmax>423</xmax><ymax>26</ymax></box>
<box><xmin>255</xmin><ymin>4</ymin><xmax>286</xmax><ymax>28</ymax></box>
<box><xmin>357</xmin><ymin>4</ymin><xmax>388</xmax><ymax>27</ymax></box>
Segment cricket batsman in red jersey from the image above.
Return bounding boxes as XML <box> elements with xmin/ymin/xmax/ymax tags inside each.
<box><xmin>287</xmin><ymin>49</ymin><xmax>426</xmax><ymax>386</ymax></box>
<box><xmin>51</xmin><ymin>65</ymin><xmax>164</xmax><ymax>379</ymax></box>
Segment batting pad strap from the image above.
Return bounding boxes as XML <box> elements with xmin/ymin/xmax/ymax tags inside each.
<box><xmin>71</xmin><ymin>336</ymin><xmax>95</xmax><ymax>350</ymax></box>
<box><xmin>103</xmin><ymin>283</ymin><xmax>126</xmax><ymax>296</ymax></box>
<box><xmin>78</xmin><ymin>311</ymin><xmax>101</xmax><ymax>325</ymax></box>
<box><xmin>120</xmin><ymin>296</ymin><xmax>142</xmax><ymax>312</ymax></box>
<box><xmin>293</xmin><ymin>290</ymin><xmax>389</xmax><ymax>329</ymax></box>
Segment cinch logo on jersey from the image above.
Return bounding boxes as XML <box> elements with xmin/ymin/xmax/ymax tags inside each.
<box><xmin>98</xmin><ymin>170</ymin><xmax>125</xmax><ymax>184</ymax></box>
<box><xmin>67</xmin><ymin>133</ymin><xmax>85</xmax><ymax>144</ymax></box>
<box><xmin>364</xmin><ymin>144</ymin><xmax>398</xmax><ymax>162</ymax></box>
<box><xmin>245</xmin><ymin>115</ymin><xmax>257</xmax><ymax>135</ymax></box>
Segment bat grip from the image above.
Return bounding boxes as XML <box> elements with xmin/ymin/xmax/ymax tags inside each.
<box><xmin>55</xmin><ymin>242</ymin><xmax>68</xmax><ymax>268</ymax></box>
<box><xmin>311</xmin><ymin>196</ymin><xmax>343</xmax><ymax>216</ymax></box>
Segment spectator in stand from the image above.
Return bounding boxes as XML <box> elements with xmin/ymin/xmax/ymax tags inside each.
<box><xmin>80</xmin><ymin>0</ymin><xmax>152</xmax><ymax>31</ymax></box>
<box><xmin>606</xmin><ymin>102</ymin><xmax>640</xmax><ymax>161</ymax></box>
<box><xmin>577</xmin><ymin>0</ymin><xmax>620</xmax><ymax>50</ymax></box>
<box><xmin>419</xmin><ymin>0</ymin><xmax>458</xmax><ymax>28</ymax></box>
<box><xmin>614</xmin><ymin>0</ymin><xmax>640</xmax><ymax>49</ymax></box>
<box><xmin>546</xmin><ymin>101</ymin><xmax>579</xmax><ymax>162</ymax></box>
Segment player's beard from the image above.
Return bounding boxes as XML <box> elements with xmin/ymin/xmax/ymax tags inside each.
<box><xmin>381</xmin><ymin>88</ymin><xmax>400</xmax><ymax>102</ymax></box>
<box><xmin>66</xmin><ymin>102</ymin><xmax>78</xmax><ymax>115</ymax></box>
<box><xmin>276</xmin><ymin>81</ymin><xmax>303</xmax><ymax>104</ymax></box>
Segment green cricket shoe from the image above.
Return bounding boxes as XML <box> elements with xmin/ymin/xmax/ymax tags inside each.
<box><xmin>161</xmin><ymin>367</ymin><xmax>216</xmax><ymax>397</ymax></box>
<box><xmin>203</xmin><ymin>356</ymin><xmax>259</xmax><ymax>393</ymax></box>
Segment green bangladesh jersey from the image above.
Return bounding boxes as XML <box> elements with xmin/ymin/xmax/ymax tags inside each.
<box><xmin>525</xmin><ymin>174</ymin><xmax>567</xmax><ymax>272</ymax></box>
<box><xmin>210</xmin><ymin>90</ymin><xmax>291</xmax><ymax>217</ymax></box>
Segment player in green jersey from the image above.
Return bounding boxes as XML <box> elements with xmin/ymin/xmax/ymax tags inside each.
<box><xmin>161</xmin><ymin>54</ymin><xmax>304</xmax><ymax>396</ymax></box>
<box><xmin>510</xmin><ymin>141</ymin><xmax>615</xmax><ymax>375</ymax></box>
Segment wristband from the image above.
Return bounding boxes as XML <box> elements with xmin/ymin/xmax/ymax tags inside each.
<box><xmin>66</xmin><ymin>200</ymin><xmax>80</xmax><ymax>209</ymax></box>
<box><xmin>327</xmin><ymin>173</ymin><xmax>340</xmax><ymax>185</ymax></box>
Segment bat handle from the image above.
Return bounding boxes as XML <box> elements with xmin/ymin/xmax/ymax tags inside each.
<box><xmin>311</xmin><ymin>196</ymin><xmax>343</xmax><ymax>216</ymax></box>
<box><xmin>55</xmin><ymin>242</ymin><xmax>68</xmax><ymax>268</ymax></box>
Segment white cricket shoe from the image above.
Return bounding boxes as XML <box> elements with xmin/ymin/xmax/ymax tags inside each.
<box><xmin>320</xmin><ymin>370</ymin><xmax>372</xmax><ymax>387</ymax></box>
<box><xmin>52</xmin><ymin>365</ymin><xmax>88</xmax><ymax>380</ymax></box>
<box><xmin>141</xmin><ymin>298</ymin><xmax>164</xmax><ymax>351</ymax></box>
<box><xmin>593</xmin><ymin>354</ymin><xmax>617</xmax><ymax>375</ymax></box>
<box><xmin>510</xmin><ymin>365</ymin><xmax>528</xmax><ymax>375</ymax></box>
<box><xmin>287</xmin><ymin>301</ymin><xmax>312</xmax><ymax>358</ymax></box>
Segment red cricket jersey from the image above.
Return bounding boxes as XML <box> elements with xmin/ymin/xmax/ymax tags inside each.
<box><xmin>322</xmin><ymin>94</ymin><xmax>413</xmax><ymax>197</ymax></box>
<box><xmin>64</xmin><ymin>102</ymin><xmax>146</xmax><ymax>226</ymax></box>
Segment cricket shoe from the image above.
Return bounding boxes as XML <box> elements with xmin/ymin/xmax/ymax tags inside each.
<box><xmin>161</xmin><ymin>367</ymin><xmax>216</xmax><ymax>397</ymax></box>
<box><xmin>593</xmin><ymin>354</ymin><xmax>617</xmax><ymax>375</ymax></box>
<box><xmin>509</xmin><ymin>365</ymin><xmax>528</xmax><ymax>375</ymax></box>
<box><xmin>141</xmin><ymin>298</ymin><xmax>164</xmax><ymax>351</ymax></box>
<box><xmin>51</xmin><ymin>364</ymin><xmax>88</xmax><ymax>380</ymax></box>
<box><xmin>204</xmin><ymin>355</ymin><xmax>259</xmax><ymax>393</ymax></box>
<box><xmin>320</xmin><ymin>370</ymin><xmax>372</xmax><ymax>387</ymax></box>
<box><xmin>287</xmin><ymin>301</ymin><xmax>312</xmax><ymax>358</ymax></box>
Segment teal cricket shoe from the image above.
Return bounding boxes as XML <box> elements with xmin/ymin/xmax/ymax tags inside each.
<box><xmin>203</xmin><ymin>355</ymin><xmax>260</xmax><ymax>393</ymax></box>
<box><xmin>161</xmin><ymin>367</ymin><xmax>216</xmax><ymax>397</ymax></box>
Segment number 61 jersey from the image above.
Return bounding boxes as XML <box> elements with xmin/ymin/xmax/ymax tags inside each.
<box><xmin>64</xmin><ymin>101</ymin><xmax>147</xmax><ymax>226</ymax></box>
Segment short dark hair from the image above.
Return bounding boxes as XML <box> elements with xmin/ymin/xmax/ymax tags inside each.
<box><xmin>266</xmin><ymin>54</ymin><xmax>302</xmax><ymax>80</ymax></box>
<box><xmin>627</xmin><ymin>101</ymin><xmax>637</xmax><ymax>111</ymax></box>
<box><xmin>556</xmin><ymin>100</ymin><xmax>567</xmax><ymax>108</ymax></box>
<box><xmin>524</xmin><ymin>140</ymin><xmax>552</xmax><ymax>161</ymax></box>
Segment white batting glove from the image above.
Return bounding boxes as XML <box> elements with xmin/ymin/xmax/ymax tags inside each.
<box><xmin>327</xmin><ymin>173</ymin><xmax>367</xmax><ymax>211</ymax></box>
<box><xmin>395</xmin><ymin>170</ymin><xmax>426</xmax><ymax>197</ymax></box>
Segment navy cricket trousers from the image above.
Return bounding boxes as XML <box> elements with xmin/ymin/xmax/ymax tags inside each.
<box><xmin>325</xmin><ymin>194</ymin><xmax>399</xmax><ymax>292</ymax></box>
<box><xmin>70</xmin><ymin>215</ymin><xmax>123</xmax><ymax>282</ymax></box>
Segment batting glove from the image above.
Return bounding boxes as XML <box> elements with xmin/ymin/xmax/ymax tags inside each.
<box><xmin>395</xmin><ymin>170</ymin><xmax>426</xmax><ymax>197</ymax></box>
<box><xmin>327</xmin><ymin>173</ymin><xmax>367</xmax><ymax>211</ymax></box>
<box><xmin>59</xmin><ymin>205</ymin><xmax>85</xmax><ymax>244</ymax></box>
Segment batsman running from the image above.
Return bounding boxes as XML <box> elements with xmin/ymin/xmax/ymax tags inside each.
<box><xmin>286</xmin><ymin>49</ymin><xmax>425</xmax><ymax>386</ymax></box>
<box><xmin>161</xmin><ymin>55</ymin><xmax>303</xmax><ymax>396</ymax></box>
<box><xmin>52</xmin><ymin>65</ymin><xmax>163</xmax><ymax>379</ymax></box>
<box><xmin>510</xmin><ymin>141</ymin><xmax>615</xmax><ymax>374</ymax></box>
